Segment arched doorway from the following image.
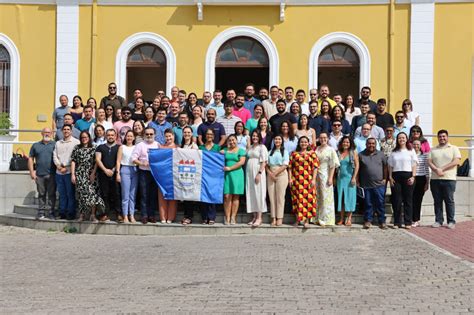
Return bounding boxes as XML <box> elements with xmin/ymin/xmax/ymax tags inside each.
<box><xmin>318</xmin><ymin>43</ymin><xmax>359</xmax><ymax>98</ymax></box>
<box><xmin>0</xmin><ymin>44</ymin><xmax>10</xmax><ymax>113</ymax></box>
<box><xmin>126</xmin><ymin>44</ymin><xmax>166</xmax><ymax>103</ymax></box>
<box><xmin>215</xmin><ymin>36</ymin><xmax>269</xmax><ymax>96</ymax></box>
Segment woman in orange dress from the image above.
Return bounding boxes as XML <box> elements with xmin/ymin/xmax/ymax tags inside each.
<box><xmin>289</xmin><ymin>136</ymin><xmax>319</xmax><ymax>228</ymax></box>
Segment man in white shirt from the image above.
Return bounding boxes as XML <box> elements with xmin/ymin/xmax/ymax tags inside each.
<box><xmin>329</xmin><ymin>120</ymin><xmax>344</xmax><ymax>150</ymax></box>
<box><xmin>284</xmin><ymin>86</ymin><xmax>295</xmax><ymax>108</ymax></box>
<box><xmin>288</xmin><ymin>89</ymin><xmax>309</xmax><ymax>115</ymax></box>
<box><xmin>261</xmin><ymin>85</ymin><xmax>279</xmax><ymax>119</ymax></box>
<box><xmin>354</xmin><ymin>112</ymin><xmax>384</xmax><ymax>141</ymax></box>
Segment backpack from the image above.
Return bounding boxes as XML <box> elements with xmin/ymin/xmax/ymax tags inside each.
<box><xmin>457</xmin><ymin>158</ymin><xmax>470</xmax><ymax>177</ymax></box>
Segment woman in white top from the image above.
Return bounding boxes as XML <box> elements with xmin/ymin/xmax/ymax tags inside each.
<box><xmin>116</xmin><ymin>130</ymin><xmax>137</xmax><ymax>223</ymax></box>
<box><xmin>234</xmin><ymin>121</ymin><xmax>250</xmax><ymax>151</ymax></box>
<box><xmin>245</xmin><ymin>130</ymin><xmax>269</xmax><ymax>227</ymax></box>
<box><xmin>180</xmin><ymin>126</ymin><xmax>199</xmax><ymax>224</ymax></box>
<box><xmin>181</xmin><ymin>126</ymin><xmax>199</xmax><ymax>149</ymax></box>
<box><xmin>144</xmin><ymin>106</ymin><xmax>155</xmax><ymax>127</ymax></box>
<box><xmin>388</xmin><ymin>132</ymin><xmax>418</xmax><ymax>229</ymax></box>
<box><xmin>295</xmin><ymin>114</ymin><xmax>316</xmax><ymax>146</ymax></box>
<box><xmin>402</xmin><ymin>99</ymin><xmax>420</xmax><ymax>126</ymax></box>
<box><xmin>344</xmin><ymin>94</ymin><xmax>361</xmax><ymax>125</ymax></box>
<box><xmin>191</xmin><ymin>105</ymin><xmax>204</xmax><ymax>129</ymax></box>
<box><xmin>89</xmin><ymin>108</ymin><xmax>113</xmax><ymax>136</ymax></box>
<box><xmin>92</xmin><ymin>125</ymin><xmax>106</xmax><ymax>146</ymax></box>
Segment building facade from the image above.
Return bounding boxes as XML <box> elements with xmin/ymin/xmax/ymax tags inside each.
<box><xmin>0</xmin><ymin>0</ymin><xmax>473</xmax><ymax>170</ymax></box>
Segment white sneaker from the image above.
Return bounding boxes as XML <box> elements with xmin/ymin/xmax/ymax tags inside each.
<box><xmin>431</xmin><ymin>222</ymin><xmax>441</xmax><ymax>228</ymax></box>
<box><xmin>447</xmin><ymin>223</ymin><xmax>455</xmax><ymax>229</ymax></box>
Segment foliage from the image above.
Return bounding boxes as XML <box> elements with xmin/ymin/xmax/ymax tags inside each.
<box><xmin>0</xmin><ymin>113</ymin><xmax>13</xmax><ymax>135</ymax></box>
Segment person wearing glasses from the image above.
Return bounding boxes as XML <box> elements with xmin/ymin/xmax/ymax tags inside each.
<box><xmin>354</xmin><ymin>123</ymin><xmax>380</xmax><ymax>153</ymax></box>
<box><xmin>328</xmin><ymin>120</ymin><xmax>344</xmax><ymax>150</ymax></box>
<box><xmin>380</xmin><ymin>125</ymin><xmax>396</xmax><ymax>158</ymax></box>
<box><xmin>100</xmin><ymin>82</ymin><xmax>125</xmax><ymax>110</ymax></box>
<box><xmin>409</xmin><ymin>125</ymin><xmax>430</xmax><ymax>153</ymax></box>
<box><xmin>401</xmin><ymin>99</ymin><xmax>420</xmax><ymax>126</ymax></box>
<box><xmin>113</xmin><ymin>106</ymin><xmax>135</xmax><ymax>145</ymax></box>
<box><xmin>393</xmin><ymin>110</ymin><xmax>411</xmax><ymax>137</ymax></box>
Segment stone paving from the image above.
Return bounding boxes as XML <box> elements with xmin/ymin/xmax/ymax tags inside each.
<box><xmin>0</xmin><ymin>225</ymin><xmax>473</xmax><ymax>314</ymax></box>
<box><xmin>409</xmin><ymin>221</ymin><xmax>474</xmax><ymax>263</ymax></box>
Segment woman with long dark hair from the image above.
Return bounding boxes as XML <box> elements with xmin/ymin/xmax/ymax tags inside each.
<box><xmin>289</xmin><ymin>136</ymin><xmax>319</xmax><ymax>229</ymax></box>
<box><xmin>116</xmin><ymin>130</ymin><xmax>138</xmax><ymax>223</ymax></box>
<box><xmin>70</xmin><ymin>131</ymin><xmax>104</xmax><ymax>222</ymax></box>
<box><xmin>331</xmin><ymin>105</ymin><xmax>351</xmax><ymax>135</ymax></box>
<box><xmin>388</xmin><ymin>132</ymin><xmax>418</xmax><ymax>229</ymax></box>
<box><xmin>336</xmin><ymin>136</ymin><xmax>359</xmax><ymax>226</ymax></box>
<box><xmin>159</xmin><ymin>129</ymin><xmax>178</xmax><ymax>224</ymax></box>
<box><xmin>279</xmin><ymin>120</ymin><xmax>298</xmax><ymax>155</ymax></box>
<box><xmin>296</xmin><ymin>114</ymin><xmax>316</xmax><ymax>146</ymax></box>
<box><xmin>266</xmin><ymin>134</ymin><xmax>289</xmax><ymax>226</ymax></box>
<box><xmin>402</xmin><ymin>98</ymin><xmax>420</xmax><ymax>126</ymax></box>
<box><xmin>70</xmin><ymin>95</ymin><xmax>84</xmax><ymax>122</ymax></box>
<box><xmin>411</xmin><ymin>139</ymin><xmax>430</xmax><ymax>227</ymax></box>
<box><xmin>256</xmin><ymin>116</ymin><xmax>273</xmax><ymax>151</ymax></box>
<box><xmin>409</xmin><ymin>125</ymin><xmax>430</xmax><ymax>153</ymax></box>
<box><xmin>344</xmin><ymin>94</ymin><xmax>361</xmax><ymax>125</ymax></box>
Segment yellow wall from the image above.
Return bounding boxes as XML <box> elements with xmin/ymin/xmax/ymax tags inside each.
<box><xmin>0</xmin><ymin>4</ymin><xmax>56</xmax><ymax>143</ymax></box>
<box><xmin>434</xmin><ymin>3</ymin><xmax>473</xmax><ymax>151</ymax></box>
<box><xmin>85</xmin><ymin>4</ymin><xmax>409</xmax><ymax>106</ymax></box>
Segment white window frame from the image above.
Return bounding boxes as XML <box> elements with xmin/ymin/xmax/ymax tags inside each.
<box><xmin>204</xmin><ymin>26</ymin><xmax>279</xmax><ymax>92</ymax></box>
<box><xmin>115</xmin><ymin>32</ymin><xmax>176</xmax><ymax>97</ymax></box>
<box><xmin>0</xmin><ymin>33</ymin><xmax>20</xmax><ymax>171</ymax></box>
<box><xmin>309</xmin><ymin>32</ymin><xmax>371</xmax><ymax>93</ymax></box>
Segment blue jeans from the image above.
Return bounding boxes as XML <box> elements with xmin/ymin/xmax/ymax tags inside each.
<box><xmin>200</xmin><ymin>202</ymin><xmax>216</xmax><ymax>221</ymax></box>
<box><xmin>363</xmin><ymin>185</ymin><xmax>386</xmax><ymax>224</ymax></box>
<box><xmin>430</xmin><ymin>180</ymin><xmax>456</xmax><ymax>224</ymax></box>
<box><xmin>139</xmin><ymin>170</ymin><xmax>157</xmax><ymax>219</ymax></box>
<box><xmin>55</xmin><ymin>173</ymin><xmax>75</xmax><ymax>218</ymax></box>
<box><xmin>120</xmin><ymin>165</ymin><xmax>138</xmax><ymax>216</ymax></box>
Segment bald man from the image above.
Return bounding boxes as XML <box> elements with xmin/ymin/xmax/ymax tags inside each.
<box><xmin>28</xmin><ymin>127</ymin><xmax>57</xmax><ymax>219</ymax></box>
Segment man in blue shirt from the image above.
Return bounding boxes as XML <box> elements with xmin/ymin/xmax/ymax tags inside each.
<box><xmin>173</xmin><ymin>112</ymin><xmax>197</xmax><ymax>145</ymax></box>
<box><xmin>149</xmin><ymin>107</ymin><xmax>172</xmax><ymax>145</ymax></box>
<box><xmin>393</xmin><ymin>110</ymin><xmax>411</xmax><ymax>137</ymax></box>
<box><xmin>354</xmin><ymin>123</ymin><xmax>380</xmax><ymax>153</ymax></box>
<box><xmin>197</xmin><ymin>108</ymin><xmax>226</xmax><ymax>146</ymax></box>
<box><xmin>243</xmin><ymin>83</ymin><xmax>261</xmax><ymax>113</ymax></box>
<box><xmin>75</xmin><ymin>105</ymin><xmax>96</xmax><ymax>132</ymax></box>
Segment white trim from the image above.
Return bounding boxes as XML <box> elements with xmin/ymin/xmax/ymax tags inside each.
<box><xmin>0</xmin><ymin>33</ymin><xmax>20</xmax><ymax>171</ymax></box>
<box><xmin>55</xmin><ymin>2</ymin><xmax>79</xmax><ymax>105</ymax></box>
<box><xmin>308</xmin><ymin>32</ymin><xmax>371</xmax><ymax>92</ymax></box>
<box><xmin>0</xmin><ymin>0</ymin><xmax>471</xmax><ymax>4</ymax></box>
<box><xmin>204</xmin><ymin>26</ymin><xmax>279</xmax><ymax>92</ymax></box>
<box><xmin>409</xmin><ymin>2</ymin><xmax>434</xmax><ymax>135</ymax></box>
<box><xmin>115</xmin><ymin>32</ymin><xmax>176</xmax><ymax>98</ymax></box>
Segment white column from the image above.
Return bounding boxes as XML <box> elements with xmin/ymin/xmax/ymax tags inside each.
<box><xmin>409</xmin><ymin>2</ymin><xmax>435</xmax><ymax>135</ymax></box>
<box><xmin>55</xmin><ymin>0</ymin><xmax>79</xmax><ymax>106</ymax></box>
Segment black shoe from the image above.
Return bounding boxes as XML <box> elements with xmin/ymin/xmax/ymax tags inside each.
<box><xmin>59</xmin><ymin>214</ymin><xmax>67</xmax><ymax>220</ymax></box>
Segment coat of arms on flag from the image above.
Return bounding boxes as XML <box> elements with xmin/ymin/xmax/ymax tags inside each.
<box><xmin>177</xmin><ymin>159</ymin><xmax>196</xmax><ymax>189</ymax></box>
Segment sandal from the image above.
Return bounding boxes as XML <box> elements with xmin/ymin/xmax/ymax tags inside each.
<box><xmin>181</xmin><ymin>218</ymin><xmax>192</xmax><ymax>225</ymax></box>
<box><xmin>336</xmin><ymin>220</ymin><xmax>344</xmax><ymax>225</ymax></box>
<box><xmin>276</xmin><ymin>218</ymin><xmax>283</xmax><ymax>226</ymax></box>
<box><xmin>208</xmin><ymin>220</ymin><xmax>215</xmax><ymax>225</ymax></box>
<box><xmin>303</xmin><ymin>222</ymin><xmax>310</xmax><ymax>229</ymax></box>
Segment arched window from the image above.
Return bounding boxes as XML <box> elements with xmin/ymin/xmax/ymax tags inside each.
<box><xmin>0</xmin><ymin>45</ymin><xmax>10</xmax><ymax>113</ymax></box>
<box><xmin>126</xmin><ymin>44</ymin><xmax>166</xmax><ymax>102</ymax></box>
<box><xmin>215</xmin><ymin>36</ymin><xmax>269</xmax><ymax>96</ymax></box>
<box><xmin>318</xmin><ymin>43</ymin><xmax>360</xmax><ymax>98</ymax></box>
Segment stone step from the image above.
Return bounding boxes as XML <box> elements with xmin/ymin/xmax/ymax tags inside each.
<box><xmin>0</xmin><ymin>213</ymin><xmax>366</xmax><ymax>236</ymax></box>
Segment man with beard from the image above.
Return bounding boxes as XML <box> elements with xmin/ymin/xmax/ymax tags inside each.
<box><xmin>258</xmin><ymin>87</ymin><xmax>269</xmax><ymax>101</ymax></box>
<box><xmin>56</xmin><ymin>113</ymin><xmax>81</xmax><ymax>140</ymax></box>
<box><xmin>113</xmin><ymin>106</ymin><xmax>134</xmax><ymax>145</ymax></box>
<box><xmin>166</xmin><ymin>103</ymin><xmax>180</xmax><ymax>127</ymax></box>
<box><xmin>150</xmin><ymin>107</ymin><xmax>173</xmax><ymax>145</ymax></box>
<box><xmin>127</xmin><ymin>88</ymin><xmax>149</xmax><ymax>110</ymax></box>
<box><xmin>269</xmin><ymin>99</ymin><xmax>297</xmax><ymax>135</ymax></box>
<box><xmin>317</xmin><ymin>84</ymin><xmax>337</xmax><ymax>107</ymax></box>
<box><xmin>28</xmin><ymin>128</ymin><xmax>57</xmax><ymax>220</ymax></box>
<box><xmin>132</xmin><ymin>127</ymin><xmax>160</xmax><ymax>224</ymax></box>
<box><xmin>75</xmin><ymin>105</ymin><xmax>96</xmax><ymax>132</ymax></box>
<box><xmin>232</xmin><ymin>94</ymin><xmax>251</xmax><ymax>124</ymax></box>
<box><xmin>354</xmin><ymin>112</ymin><xmax>385</xmax><ymax>141</ymax></box>
<box><xmin>351</xmin><ymin>101</ymin><xmax>370</xmax><ymax>135</ymax></box>
<box><xmin>197</xmin><ymin>108</ymin><xmax>226</xmax><ymax>146</ymax></box>
<box><xmin>100</xmin><ymin>82</ymin><xmax>125</xmax><ymax>110</ymax></box>
<box><xmin>226</xmin><ymin>89</ymin><xmax>236</xmax><ymax>103</ymax></box>
<box><xmin>217</xmin><ymin>101</ymin><xmax>242</xmax><ymax>136</ymax></box>
<box><xmin>206</xmin><ymin>89</ymin><xmax>225</xmax><ymax>117</ymax></box>
<box><xmin>261</xmin><ymin>85</ymin><xmax>279</xmax><ymax>119</ymax></box>
<box><xmin>356</xmin><ymin>86</ymin><xmax>377</xmax><ymax>112</ymax></box>
<box><xmin>308</xmin><ymin>100</ymin><xmax>329</xmax><ymax>137</ymax></box>
<box><xmin>375</xmin><ymin>98</ymin><xmax>394</xmax><ymax>130</ymax></box>
<box><xmin>243</xmin><ymin>83</ymin><xmax>261</xmax><ymax>113</ymax></box>
<box><xmin>284</xmin><ymin>86</ymin><xmax>295</xmax><ymax>108</ymax></box>
<box><xmin>95</xmin><ymin>129</ymin><xmax>121</xmax><ymax>222</ymax></box>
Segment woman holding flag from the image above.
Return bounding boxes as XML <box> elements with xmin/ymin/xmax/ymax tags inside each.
<box><xmin>158</xmin><ymin>129</ymin><xmax>178</xmax><ymax>224</ymax></box>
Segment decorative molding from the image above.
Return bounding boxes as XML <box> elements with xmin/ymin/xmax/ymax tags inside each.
<box><xmin>55</xmin><ymin>2</ymin><xmax>79</xmax><ymax>106</ymax></box>
<box><xmin>279</xmin><ymin>2</ymin><xmax>285</xmax><ymax>21</ymax></box>
<box><xmin>115</xmin><ymin>32</ymin><xmax>176</xmax><ymax>97</ymax></box>
<box><xmin>204</xmin><ymin>26</ymin><xmax>279</xmax><ymax>92</ymax></box>
<box><xmin>409</xmin><ymin>2</ymin><xmax>434</xmax><ymax>135</ymax></box>
<box><xmin>308</xmin><ymin>32</ymin><xmax>371</xmax><ymax>93</ymax></box>
<box><xmin>197</xmin><ymin>1</ymin><xmax>203</xmax><ymax>21</ymax></box>
<box><xmin>0</xmin><ymin>33</ymin><xmax>20</xmax><ymax>171</ymax></box>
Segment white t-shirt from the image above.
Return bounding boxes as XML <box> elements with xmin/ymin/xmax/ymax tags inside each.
<box><xmin>388</xmin><ymin>148</ymin><xmax>418</xmax><ymax>172</ymax></box>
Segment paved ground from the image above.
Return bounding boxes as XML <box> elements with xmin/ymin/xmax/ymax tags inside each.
<box><xmin>410</xmin><ymin>221</ymin><xmax>474</xmax><ymax>262</ymax></box>
<box><xmin>0</xmin><ymin>225</ymin><xmax>473</xmax><ymax>314</ymax></box>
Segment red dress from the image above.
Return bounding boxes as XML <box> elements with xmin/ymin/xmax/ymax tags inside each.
<box><xmin>289</xmin><ymin>150</ymin><xmax>320</xmax><ymax>222</ymax></box>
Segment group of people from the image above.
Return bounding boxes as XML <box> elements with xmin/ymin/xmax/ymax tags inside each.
<box><xmin>28</xmin><ymin>83</ymin><xmax>462</xmax><ymax>229</ymax></box>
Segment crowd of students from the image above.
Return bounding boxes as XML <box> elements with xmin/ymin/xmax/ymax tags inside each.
<box><xmin>28</xmin><ymin>83</ymin><xmax>462</xmax><ymax>229</ymax></box>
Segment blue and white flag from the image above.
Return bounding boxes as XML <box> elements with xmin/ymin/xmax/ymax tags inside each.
<box><xmin>149</xmin><ymin>148</ymin><xmax>225</xmax><ymax>204</ymax></box>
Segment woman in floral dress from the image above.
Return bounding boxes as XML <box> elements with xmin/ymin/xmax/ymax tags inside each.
<box><xmin>71</xmin><ymin>131</ymin><xmax>105</xmax><ymax>222</ymax></box>
<box><xmin>289</xmin><ymin>136</ymin><xmax>319</xmax><ymax>229</ymax></box>
<box><xmin>314</xmin><ymin>132</ymin><xmax>340</xmax><ymax>226</ymax></box>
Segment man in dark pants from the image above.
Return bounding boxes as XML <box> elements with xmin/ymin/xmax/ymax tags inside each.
<box><xmin>28</xmin><ymin>127</ymin><xmax>56</xmax><ymax>219</ymax></box>
<box><xmin>95</xmin><ymin>129</ymin><xmax>121</xmax><ymax>221</ymax></box>
<box><xmin>428</xmin><ymin>129</ymin><xmax>461</xmax><ymax>229</ymax></box>
<box><xmin>358</xmin><ymin>138</ymin><xmax>388</xmax><ymax>229</ymax></box>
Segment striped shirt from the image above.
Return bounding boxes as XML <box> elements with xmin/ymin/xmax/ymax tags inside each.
<box><xmin>415</xmin><ymin>152</ymin><xmax>430</xmax><ymax>177</ymax></box>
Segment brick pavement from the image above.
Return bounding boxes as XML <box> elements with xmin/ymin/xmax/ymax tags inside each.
<box><xmin>409</xmin><ymin>221</ymin><xmax>474</xmax><ymax>263</ymax></box>
<box><xmin>0</xmin><ymin>225</ymin><xmax>473</xmax><ymax>313</ymax></box>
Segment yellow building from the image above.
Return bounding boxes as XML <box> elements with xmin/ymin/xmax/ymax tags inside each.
<box><xmin>0</xmin><ymin>0</ymin><xmax>473</xmax><ymax>170</ymax></box>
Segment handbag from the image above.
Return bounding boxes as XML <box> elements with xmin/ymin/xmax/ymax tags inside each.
<box><xmin>9</xmin><ymin>148</ymin><xmax>29</xmax><ymax>171</ymax></box>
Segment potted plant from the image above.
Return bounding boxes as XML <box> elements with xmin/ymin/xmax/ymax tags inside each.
<box><xmin>0</xmin><ymin>112</ymin><xmax>15</xmax><ymax>141</ymax></box>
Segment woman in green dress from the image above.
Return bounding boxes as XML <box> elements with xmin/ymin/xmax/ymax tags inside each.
<box><xmin>336</xmin><ymin>136</ymin><xmax>359</xmax><ymax>226</ymax></box>
<box><xmin>221</xmin><ymin>134</ymin><xmax>246</xmax><ymax>225</ymax></box>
